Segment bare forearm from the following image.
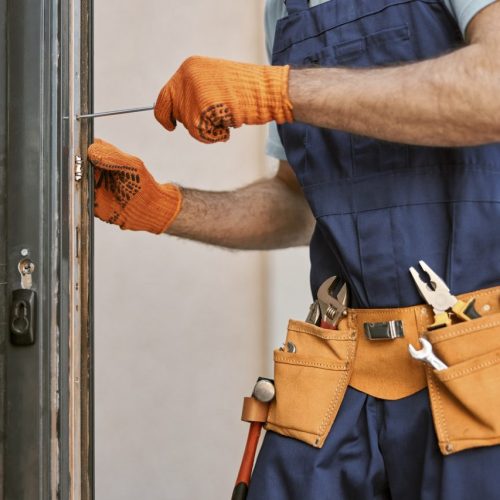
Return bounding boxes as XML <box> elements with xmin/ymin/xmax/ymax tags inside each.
<box><xmin>167</xmin><ymin>177</ymin><xmax>314</xmax><ymax>250</ymax></box>
<box><xmin>289</xmin><ymin>4</ymin><xmax>500</xmax><ymax>146</ymax></box>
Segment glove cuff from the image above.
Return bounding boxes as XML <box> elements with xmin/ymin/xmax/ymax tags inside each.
<box><xmin>122</xmin><ymin>182</ymin><xmax>182</xmax><ymax>234</ymax></box>
<box><xmin>264</xmin><ymin>64</ymin><xmax>294</xmax><ymax>124</ymax></box>
<box><xmin>230</xmin><ymin>62</ymin><xmax>294</xmax><ymax>126</ymax></box>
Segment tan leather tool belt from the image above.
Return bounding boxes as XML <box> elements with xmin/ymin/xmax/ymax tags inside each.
<box><xmin>265</xmin><ymin>286</ymin><xmax>500</xmax><ymax>454</ymax></box>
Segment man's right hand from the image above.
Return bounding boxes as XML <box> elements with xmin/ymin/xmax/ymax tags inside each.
<box><xmin>154</xmin><ymin>56</ymin><xmax>293</xmax><ymax>144</ymax></box>
<box><xmin>87</xmin><ymin>139</ymin><xmax>182</xmax><ymax>234</ymax></box>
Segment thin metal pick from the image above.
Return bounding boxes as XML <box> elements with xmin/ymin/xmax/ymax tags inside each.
<box><xmin>76</xmin><ymin>104</ymin><xmax>155</xmax><ymax>120</ymax></box>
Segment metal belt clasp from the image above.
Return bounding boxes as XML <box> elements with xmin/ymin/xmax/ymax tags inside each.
<box><xmin>364</xmin><ymin>320</ymin><xmax>404</xmax><ymax>340</ymax></box>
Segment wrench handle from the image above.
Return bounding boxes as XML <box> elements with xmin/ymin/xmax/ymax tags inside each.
<box><xmin>320</xmin><ymin>320</ymin><xmax>338</xmax><ymax>330</ymax></box>
<box><xmin>429</xmin><ymin>357</ymin><xmax>449</xmax><ymax>371</ymax></box>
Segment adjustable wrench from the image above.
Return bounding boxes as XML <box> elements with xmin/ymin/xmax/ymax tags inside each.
<box><xmin>316</xmin><ymin>276</ymin><xmax>349</xmax><ymax>329</ymax></box>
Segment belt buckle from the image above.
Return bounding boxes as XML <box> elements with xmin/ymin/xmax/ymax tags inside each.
<box><xmin>364</xmin><ymin>320</ymin><xmax>404</xmax><ymax>340</ymax></box>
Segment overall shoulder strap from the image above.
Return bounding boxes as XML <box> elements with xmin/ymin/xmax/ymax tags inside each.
<box><xmin>285</xmin><ymin>0</ymin><xmax>309</xmax><ymax>14</ymax></box>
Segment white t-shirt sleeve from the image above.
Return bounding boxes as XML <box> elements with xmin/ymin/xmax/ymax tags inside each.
<box><xmin>265</xmin><ymin>0</ymin><xmax>288</xmax><ymax>161</ymax></box>
<box><xmin>444</xmin><ymin>0</ymin><xmax>496</xmax><ymax>34</ymax></box>
<box><xmin>266</xmin><ymin>121</ymin><xmax>288</xmax><ymax>160</ymax></box>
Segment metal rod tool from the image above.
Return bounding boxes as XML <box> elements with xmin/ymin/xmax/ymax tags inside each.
<box><xmin>76</xmin><ymin>104</ymin><xmax>154</xmax><ymax>120</ymax></box>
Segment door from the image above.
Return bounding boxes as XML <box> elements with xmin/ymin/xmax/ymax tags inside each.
<box><xmin>2</xmin><ymin>0</ymin><xmax>94</xmax><ymax>498</ymax></box>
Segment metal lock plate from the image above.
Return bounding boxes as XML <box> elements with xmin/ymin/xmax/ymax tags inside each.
<box><xmin>10</xmin><ymin>256</ymin><xmax>37</xmax><ymax>346</ymax></box>
<box><xmin>10</xmin><ymin>288</ymin><xmax>37</xmax><ymax>346</ymax></box>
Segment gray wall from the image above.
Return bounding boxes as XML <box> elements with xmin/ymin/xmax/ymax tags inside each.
<box><xmin>94</xmin><ymin>2</ymin><xmax>310</xmax><ymax>499</ymax></box>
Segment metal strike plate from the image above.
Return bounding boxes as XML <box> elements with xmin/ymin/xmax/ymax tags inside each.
<box><xmin>10</xmin><ymin>289</ymin><xmax>37</xmax><ymax>346</ymax></box>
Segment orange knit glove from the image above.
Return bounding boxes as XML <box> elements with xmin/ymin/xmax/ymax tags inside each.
<box><xmin>154</xmin><ymin>56</ymin><xmax>293</xmax><ymax>144</ymax></box>
<box><xmin>87</xmin><ymin>139</ymin><xmax>182</xmax><ymax>234</ymax></box>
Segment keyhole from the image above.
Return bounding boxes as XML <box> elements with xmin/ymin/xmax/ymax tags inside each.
<box><xmin>12</xmin><ymin>301</ymin><xmax>29</xmax><ymax>335</ymax></box>
<box><xmin>18</xmin><ymin>258</ymin><xmax>35</xmax><ymax>275</ymax></box>
<box><xmin>18</xmin><ymin>258</ymin><xmax>35</xmax><ymax>289</ymax></box>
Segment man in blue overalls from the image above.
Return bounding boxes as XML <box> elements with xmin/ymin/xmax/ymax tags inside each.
<box><xmin>88</xmin><ymin>0</ymin><xmax>500</xmax><ymax>497</ymax></box>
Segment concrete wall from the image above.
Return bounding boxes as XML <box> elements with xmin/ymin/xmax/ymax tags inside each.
<box><xmin>94</xmin><ymin>2</ymin><xmax>310</xmax><ymax>499</ymax></box>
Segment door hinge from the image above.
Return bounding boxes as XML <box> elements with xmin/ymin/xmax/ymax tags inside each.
<box><xmin>74</xmin><ymin>155</ymin><xmax>83</xmax><ymax>182</ymax></box>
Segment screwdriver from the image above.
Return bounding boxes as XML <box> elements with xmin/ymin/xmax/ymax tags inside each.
<box><xmin>75</xmin><ymin>104</ymin><xmax>154</xmax><ymax>120</ymax></box>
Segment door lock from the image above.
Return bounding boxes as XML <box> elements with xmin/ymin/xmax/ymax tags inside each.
<box><xmin>10</xmin><ymin>257</ymin><xmax>37</xmax><ymax>346</ymax></box>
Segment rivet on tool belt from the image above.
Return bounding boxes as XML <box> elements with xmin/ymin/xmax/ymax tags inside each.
<box><xmin>364</xmin><ymin>320</ymin><xmax>404</xmax><ymax>340</ymax></box>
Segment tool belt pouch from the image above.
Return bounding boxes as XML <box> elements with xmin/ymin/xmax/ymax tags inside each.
<box><xmin>425</xmin><ymin>312</ymin><xmax>500</xmax><ymax>455</ymax></box>
<box><xmin>265</xmin><ymin>319</ymin><xmax>357</xmax><ymax>448</ymax></box>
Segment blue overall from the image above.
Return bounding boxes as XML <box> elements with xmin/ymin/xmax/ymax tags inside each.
<box><xmin>247</xmin><ymin>0</ymin><xmax>500</xmax><ymax>498</ymax></box>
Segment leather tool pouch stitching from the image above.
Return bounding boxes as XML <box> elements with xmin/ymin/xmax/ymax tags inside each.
<box><xmin>425</xmin><ymin>313</ymin><xmax>500</xmax><ymax>455</ymax></box>
<box><xmin>266</xmin><ymin>319</ymin><xmax>357</xmax><ymax>448</ymax></box>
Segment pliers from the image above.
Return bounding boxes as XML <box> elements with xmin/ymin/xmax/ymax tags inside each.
<box><xmin>409</xmin><ymin>260</ymin><xmax>481</xmax><ymax>330</ymax></box>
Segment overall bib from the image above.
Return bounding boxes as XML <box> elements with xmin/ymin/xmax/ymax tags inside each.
<box><xmin>248</xmin><ymin>0</ymin><xmax>500</xmax><ymax>498</ymax></box>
